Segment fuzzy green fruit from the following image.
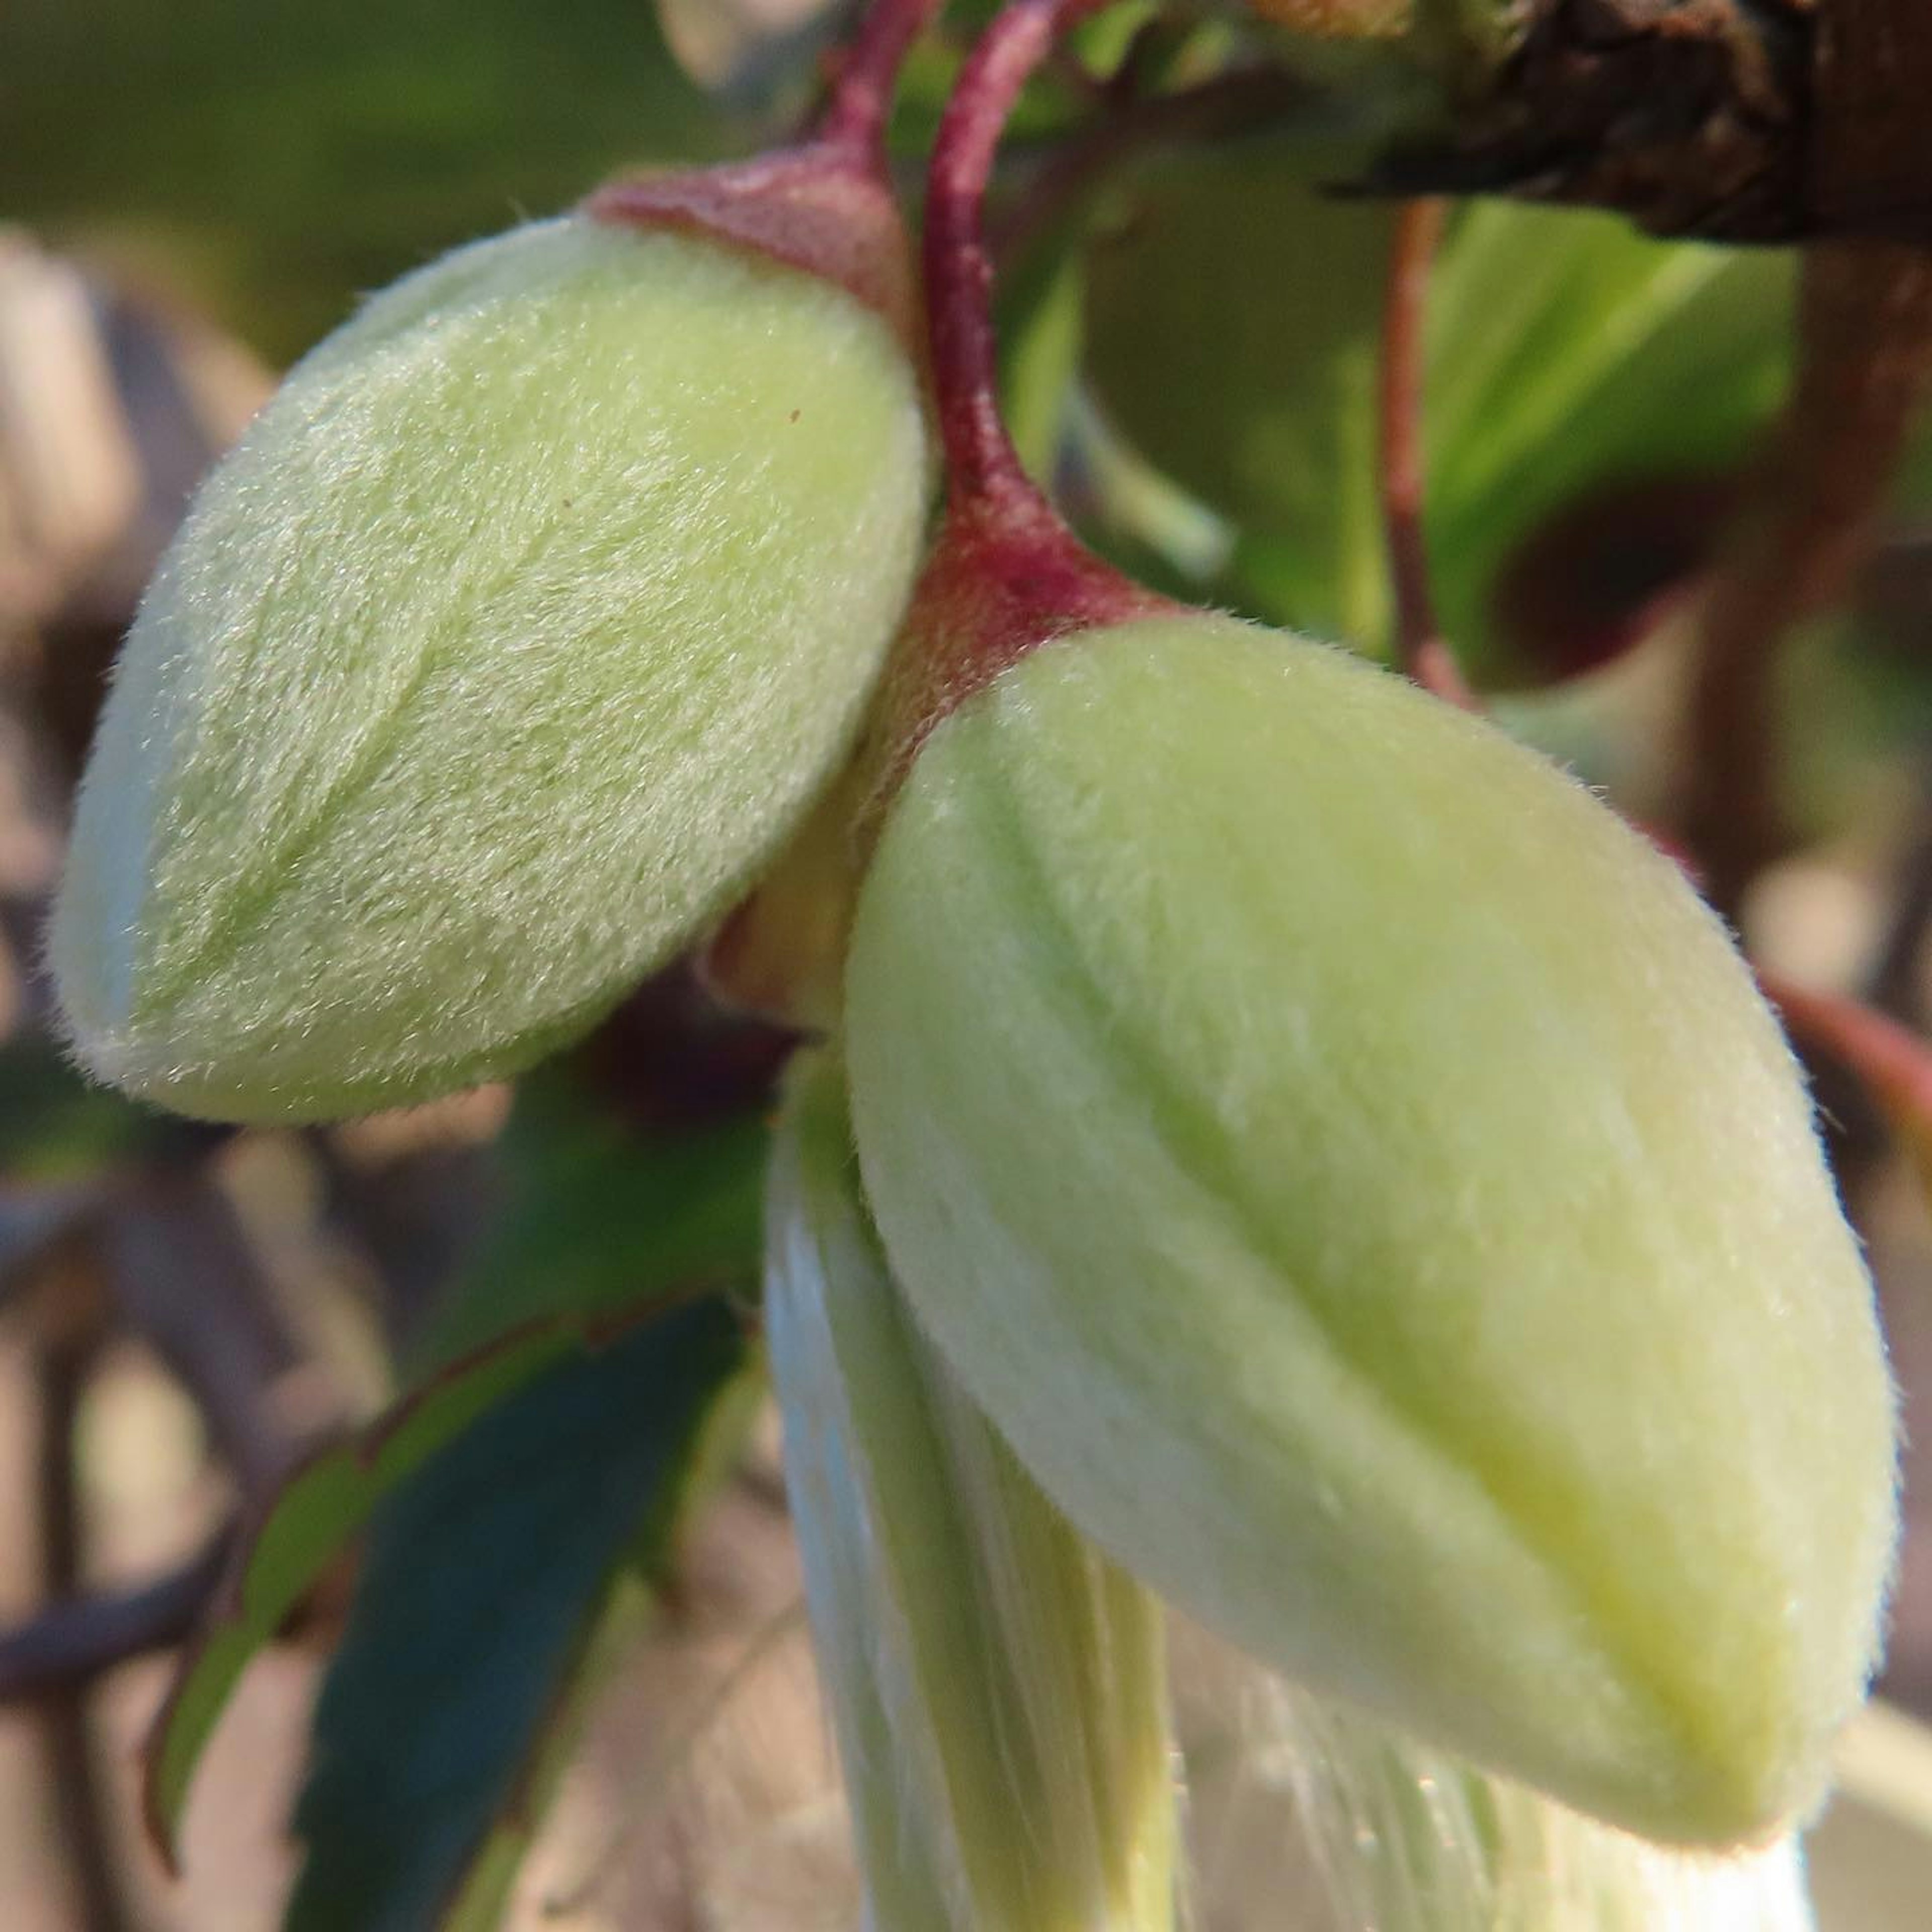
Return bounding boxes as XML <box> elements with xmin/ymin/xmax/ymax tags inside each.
<box><xmin>53</xmin><ymin>212</ymin><xmax>930</xmax><ymax>1122</ymax></box>
<box><xmin>844</xmin><ymin>614</ymin><xmax>1896</xmax><ymax>1847</ymax></box>
<box><xmin>767</xmin><ymin>1055</ymin><xmax>1175</xmax><ymax>1932</ymax></box>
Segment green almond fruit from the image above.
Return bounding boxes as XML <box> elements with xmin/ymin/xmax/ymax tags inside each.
<box><xmin>843</xmin><ymin>613</ymin><xmax>1896</xmax><ymax>1847</ymax></box>
<box><xmin>53</xmin><ymin>210</ymin><xmax>931</xmax><ymax>1122</ymax></box>
<box><xmin>768</xmin><ymin>1053</ymin><xmax>1176</xmax><ymax>1932</ymax></box>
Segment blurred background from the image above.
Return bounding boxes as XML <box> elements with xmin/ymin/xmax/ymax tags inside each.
<box><xmin>5</xmin><ymin>2</ymin><xmax>1932</xmax><ymax>1927</ymax></box>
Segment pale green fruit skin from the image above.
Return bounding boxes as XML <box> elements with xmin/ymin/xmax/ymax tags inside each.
<box><xmin>767</xmin><ymin>1054</ymin><xmax>1176</xmax><ymax>1932</ymax></box>
<box><xmin>53</xmin><ymin>214</ymin><xmax>930</xmax><ymax>1122</ymax></box>
<box><xmin>844</xmin><ymin>614</ymin><xmax>1897</xmax><ymax>1848</ymax></box>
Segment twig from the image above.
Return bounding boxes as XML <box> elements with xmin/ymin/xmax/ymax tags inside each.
<box><xmin>0</xmin><ymin>1179</ymin><xmax>105</xmax><ymax>1312</ymax></box>
<box><xmin>32</xmin><ymin>1248</ymin><xmax>137</xmax><ymax>1932</ymax></box>
<box><xmin>815</xmin><ymin>0</ymin><xmax>948</xmax><ymax>162</ymax></box>
<box><xmin>1762</xmin><ymin>971</ymin><xmax>1932</xmax><ymax>1169</ymax></box>
<box><xmin>0</xmin><ymin>1528</ymin><xmax>235</xmax><ymax>1706</ymax></box>
<box><xmin>925</xmin><ymin>0</ymin><xmax>1114</xmax><ymax>508</ymax></box>
<box><xmin>99</xmin><ymin>1173</ymin><xmax>340</xmax><ymax>1498</ymax></box>
<box><xmin>1379</xmin><ymin>198</ymin><xmax>1477</xmax><ymax>709</ymax></box>
<box><xmin>872</xmin><ymin>0</ymin><xmax>1160</xmax><ymax>768</ymax></box>
<box><xmin>1682</xmin><ymin>242</ymin><xmax>1932</xmax><ymax>922</ymax></box>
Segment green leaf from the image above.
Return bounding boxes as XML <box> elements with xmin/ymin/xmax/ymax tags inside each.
<box><xmin>1424</xmin><ymin>200</ymin><xmax>1792</xmax><ymax>674</ymax></box>
<box><xmin>1083</xmin><ymin>134</ymin><xmax>1795</xmax><ymax>676</ymax></box>
<box><xmin>0</xmin><ymin>0</ymin><xmax>727</xmax><ymax>362</ymax></box>
<box><xmin>284</xmin><ymin>1294</ymin><xmax>755</xmax><ymax>1932</ymax></box>
<box><xmin>145</xmin><ymin>1084</ymin><xmax>766</xmax><ymax>1863</ymax></box>
<box><xmin>0</xmin><ymin>1037</ymin><xmax>173</xmax><ymax>1181</ymax></box>
<box><xmin>1085</xmin><ymin>134</ymin><xmax>1397</xmax><ymax>648</ymax></box>
<box><xmin>146</xmin><ymin>1310</ymin><xmax>624</xmax><ymax>1861</ymax></box>
<box><xmin>997</xmin><ymin>218</ymin><xmax>1089</xmax><ymax>492</ymax></box>
<box><xmin>412</xmin><ymin>1076</ymin><xmax>767</xmax><ymax>1372</ymax></box>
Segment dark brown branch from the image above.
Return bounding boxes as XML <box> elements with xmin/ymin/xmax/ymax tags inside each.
<box><xmin>1682</xmin><ymin>242</ymin><xmax>1932</xmax><ymax>923</ymax></box>
<box><xmin>1812</xmin><ymin>0</ymin><xmax>1932</xmax><ymax>240</ymax></box>
<box><xmin>31</xmin><ymin>1251</ymin><xmax>137</xmax><ymax>1932</ymax></box>
<box><xmin>1364</xmin><ymin>0</ymin><xmax>1815</xmax><ymax>240</ymax></box>
<box><xmin>0</xmin><ymin>1529</ymin><xmax>235</xmax><ymax>1706</ymax></box>
<box><xmin>99</xmin><ymin>1174</ymin><xmax>342</xmax><ymax>1498</ymax></box>
<box><xmin>1360</xmin><ymin>1</ymin><xmax>1932</xmax><ymax>246</ymax></box>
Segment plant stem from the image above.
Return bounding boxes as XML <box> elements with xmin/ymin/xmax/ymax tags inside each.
<box><xmin>1761</xmin><ymin>971</ymin><xmax>1932</xmax><ymax>1161</ymax></box>
<box><xmin>925</xmin><ymin>0</ymin><xmax>1112</xmax><ymax>509</ymax></box>
<box><xmin>0</xmin><ymin>1530</ymin><xmax>234</xmax><ymax>1705</ymax></box>
<box><xmin>32</xmin><ymin>1248</ymin><xmax>136</xmax><ymax>1932</ymax></box>
<box><xmin>864</xmin><ymin>0</ymin><xmax>1161</xmax><ymax>771</ymax></box>
<box><xmin>1379</xmin><ymin>197</ymin><xmax>1475</xmax><ymax>708</ymax></box>
<box><xmin>816</xmin><ymin>0</ymin><xmax>949</xmax><ymax>165</ymax></box>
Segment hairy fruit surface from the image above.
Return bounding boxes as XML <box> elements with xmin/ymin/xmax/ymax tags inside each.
<box><xmin>53</xmin><ymin>212</ymin><xmax>931</xmax><ymax>1122</ymax></box>
<box><xmin>844</xmin><ymin>613</ymin><xmax>1897</xmax><ymax>1846</ymax></box>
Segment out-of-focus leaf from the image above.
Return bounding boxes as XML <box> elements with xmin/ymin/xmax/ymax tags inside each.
<box><xmin>0</xmin><ymin>1037</ymin><xmax>176</xmax><ymax>1179</ymax></box>
<box><xmin>145</xmin><ymin>1076</ymin><xmax>766</xmax><ymax>1860</ymax></box>
<box><xmin>998</xmin><ymin>216</ymin><xmax>1089</xmax><ymax>489</ymax></box>
<box><xmin>656</xmin><ymin>0</ymin><xmax>846</xmax><ymax>110</ymax></box>
<box><xmin>412</xmin><ymin>1075</ymin><xmax>766</xmax><ymax>1371</ymax></box>
<box><xmin>1425</xmin><ymin>199</ymin><xmax>1792</xmax><ymax>675</ymax></box>
<box><xmin>147</xmin><ymin>1311</ymin><xmax>630</xmax><ymax>1860</ymax></box>
<box><xmin>0</xmin><ymin>0</ymin><xmax>727</xmax><ymax>363</ymax></box>
<box><xmin>1085</xmin><ymin>135</ymin><xmax>1394</xmax><ymax>645</ymax></box>
<box><xmin>285</xmin><ymin>1294</ymin><xmax>756</xmax><ymax>1932</ymax></box>
<box><xmin>1083</xmin><ymin>133</ymin><xmax>1795</xmax><ymax>676</ymax></box>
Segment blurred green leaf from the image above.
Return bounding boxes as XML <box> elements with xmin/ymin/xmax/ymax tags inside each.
<box><xmin>0</xmin><ymin>1037</ymin><xmax>174</xmax><ymax>1181</ymax></box>
<box><xmin>1082</xmin><ymin>134</ymin><xmax>1795</xmax><ymax>677</ymax></box>
<box><xmin>146</xmin><ymin>1310</ymin><xmax>633</xmax><ymax>1860</ymax></box>
<box><xmin>0</xmin><ymin>0</ymin><xmax>730</xmax><ymax>362</ymax></box>
<box><xmin>285</xmin><ymin>1294</ymin><xmax>756</xmax><ymax>1932</ymax></box>
<box><xmin>412</xmin><ymin>1075</ymin><xmax>765</xmax><ymax>1371</ymax></box>
<box><xmin>997</xmin><ymin>215</ymin><xmax>1089</xmax><ymax>491</ymax></box>
<box><xmin>1085</xmin><ymin>134</ymin><xmax>1395</xmax><ymax>646</ymax></box>
<box><xmin>147</xmin><ymin>1080</ymin><xmax>767</xmax><ymax>1865</ymax></box>
<box><xmin>1426</xmin><ymin>199</ymin><xmax>1792</xmax><ymax>676</ymax></box>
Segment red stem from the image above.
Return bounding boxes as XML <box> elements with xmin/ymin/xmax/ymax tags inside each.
<box><xmin>1379</xmin><ymin>198</ymin><xmax>1476</xmax><ymax>709</ymax></box>
<box><xmin>1762</xmin><ymin>971</ymin><xmax>1932</xmax><ymax>1153</ymax></box>
<box><xmin>859</xmin><ymin>0</ymin><xmax>1161</xmax><ymax>783</ymax></box>
<box><xmin>817</xmin><ymin>0</ymin><xmax>948</xmax><ymax>166</ymax></box>
<box><xmin>925</xmin><ymin>0</ymin><xmax>1111</xmax><ymax>508</ymax></box>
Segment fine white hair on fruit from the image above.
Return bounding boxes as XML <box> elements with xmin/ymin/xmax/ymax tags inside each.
<box><xmin>53</xmin><ymin>214</ymin><xmax>932</xmax><ymax>1123</ymax></box>
<box><xmin>846</xmin><ymin>612</ymin><xmax>1897</xmax><ymax>1848</ymax></box>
